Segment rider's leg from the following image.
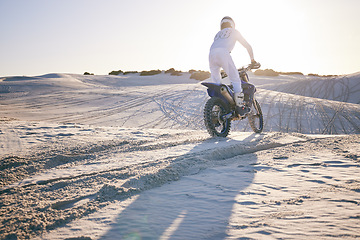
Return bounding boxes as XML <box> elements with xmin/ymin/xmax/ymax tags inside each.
<box><xmin>209</xmin><ymin>50</ymin><xmax>222</xmax><ymax>84</ymax></box>
<box><xmin>221</xmin><ymin>55</ymin><xmax>245</xmax><ymax>106</ymax></box>
<box><xmin>209</xmin><ymin>49</ymin><xmax>249</xmax><ymax>116</ymax></box>
<box><xmin>222</xmin><ymin>54</ymin><xmax>250</xmax><ymax>116</ymax></box>
<box><xmin>219</xmin><ymin>54</ymin><xmax>241</xmax><ymax>92</ymax></box>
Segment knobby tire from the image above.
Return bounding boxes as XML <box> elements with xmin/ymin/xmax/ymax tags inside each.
<box><xmin>248</xmin><ymin>99</ymin><xmax>263</xmax><ymax>133</ymax></box>
<box><xmin>204</xmin><ymin>97</ymin><xmax>231</xmax><ymax>137</ymax></box>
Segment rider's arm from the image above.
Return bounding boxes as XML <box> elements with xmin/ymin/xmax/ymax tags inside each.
<box><xmin>235</xmin><ymin>30</ymin><xmax>254</xmax><ymax>61</ymax></box>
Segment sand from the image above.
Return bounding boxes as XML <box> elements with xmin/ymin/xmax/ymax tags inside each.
<box><xmin>0</xmin><ymin>71</ymin><xmax>359</xmax><ymax>239</ymax></box>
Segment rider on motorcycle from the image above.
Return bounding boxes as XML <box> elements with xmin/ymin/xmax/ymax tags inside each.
<box><xmin>209</xmin><ymin>16</ymin><xmax>259</xmax><ymax>116</ymax></box>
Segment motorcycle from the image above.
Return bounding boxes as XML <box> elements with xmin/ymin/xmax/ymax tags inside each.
<box><xmin>201</xmin><ymin>63</ymin><xmax>263</xmax><ymax>137</ymax></box>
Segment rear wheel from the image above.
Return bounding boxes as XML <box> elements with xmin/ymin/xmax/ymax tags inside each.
<box><xmin>204</xmin><ymin>97</ymin><xmax>231</xmax><ymax>137</ymax></box>
<box><xmin>248</xmin><ymin>99</ymin><xmax>263</xmax><ymax>133</ymax></box>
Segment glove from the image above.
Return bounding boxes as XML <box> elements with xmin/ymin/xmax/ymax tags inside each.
<box><xmin>250</xmin><ymin>60</ymin><xmax>261</xmax><ymax>69</ymax></box>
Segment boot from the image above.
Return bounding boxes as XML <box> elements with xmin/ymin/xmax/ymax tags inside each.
<box><xmin>234</xmin><ymin>92</ymin><xmax>250</xmax><ymax>116</ymax></box>
<box><xmin>234</xmin><ymin>92</ymin><xmax>244</xmax><ymax>106</ymax></box>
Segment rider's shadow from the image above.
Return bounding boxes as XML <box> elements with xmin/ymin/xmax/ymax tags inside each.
<box><xmin>100</xmin><ymin>134</ymin><xmax>261</xmax><ymax>240</ymax></box>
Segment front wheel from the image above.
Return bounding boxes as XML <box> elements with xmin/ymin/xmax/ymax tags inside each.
<box><xmin>204</xmin><ymin>97</ymin><xmax>231</xmax><ymax>137</ymax></box>
<box><xmin>248</xmin><ymin>99</ymin><xmax>263</xmax><ymax>133</ymax></box>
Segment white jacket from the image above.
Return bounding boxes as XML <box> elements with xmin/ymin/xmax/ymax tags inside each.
<box><xmin>210</xmin><ymin>27</ymin><xmax>254</xmax><ymax>60</ymax></box>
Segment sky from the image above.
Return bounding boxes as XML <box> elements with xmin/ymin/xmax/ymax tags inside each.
<box><xmin>0</xmin><ymin>0</ymin><xmax>359</xmax><ymax>77</ymax></box>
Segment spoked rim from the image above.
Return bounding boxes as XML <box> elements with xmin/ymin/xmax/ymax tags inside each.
<box><xmin>211</xmin><ymin>105</ymin><xmax>226</xmax><ymax>134</ymax></box>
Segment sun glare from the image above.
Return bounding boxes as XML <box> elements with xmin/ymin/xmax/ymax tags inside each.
<box><xmin>232</xmin><ymin>1</ymin><xmax>309</xmax><ymax>73</ymax></box>
<box><xmin>170</xmin><ymin>0</ymin><xmax>359</xmax><ymax>75</ymax></box>
<box><xmin>203</xmin><ymin>0</ymin><xmax>326</xmax><ymax>74</ymax></box>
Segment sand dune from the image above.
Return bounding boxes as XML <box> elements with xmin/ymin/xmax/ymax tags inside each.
<box><xmin>1</xmin><ymin>72</ymin><xmax>359</xmax><ymax>134</ymax></box>
<box><xmin>259</xmin><ymin>72</ymin><xmax>360</xmax><ymax>104</ymax></box>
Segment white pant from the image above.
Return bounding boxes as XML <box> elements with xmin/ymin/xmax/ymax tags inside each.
<box><xmin>209</xmin><ymin>48</ymin><xmax>242</xmax><ymax>93</ymax></box>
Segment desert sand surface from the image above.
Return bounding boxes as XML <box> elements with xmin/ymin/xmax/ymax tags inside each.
<box><xmin>0</xmin><ymin>71</ymin><xmax>359</xmax><ymax>239</ymax></box>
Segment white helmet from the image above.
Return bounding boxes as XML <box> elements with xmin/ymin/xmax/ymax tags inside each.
<box><xmin>220</xmin><ymin>16</ymin><xmax>235</xmax><ymax>29</ymax></box>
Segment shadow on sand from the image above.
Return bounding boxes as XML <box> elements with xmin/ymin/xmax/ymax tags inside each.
<box><xmin>100</xmin><ymin>133</ymin><xmax>261</xmax><ymax>239</ymax></box>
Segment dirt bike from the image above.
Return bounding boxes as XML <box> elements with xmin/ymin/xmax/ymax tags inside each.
<box><xmin>202</xmin><ymin>63</ymin><xmax>263</xmax><ymax>137</ymax></box>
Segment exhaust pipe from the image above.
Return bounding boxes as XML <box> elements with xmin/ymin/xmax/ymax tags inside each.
<box><xmin>220</xmin><ymin>86</ymin><xmax>235</xmax><ymax>106</ymax></box>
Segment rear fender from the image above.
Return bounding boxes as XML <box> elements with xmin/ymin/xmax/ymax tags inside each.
<box><xmin>201</xmin><ymin>82</ymin><xmax>232</xmax><ymax>105</ymax></box>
